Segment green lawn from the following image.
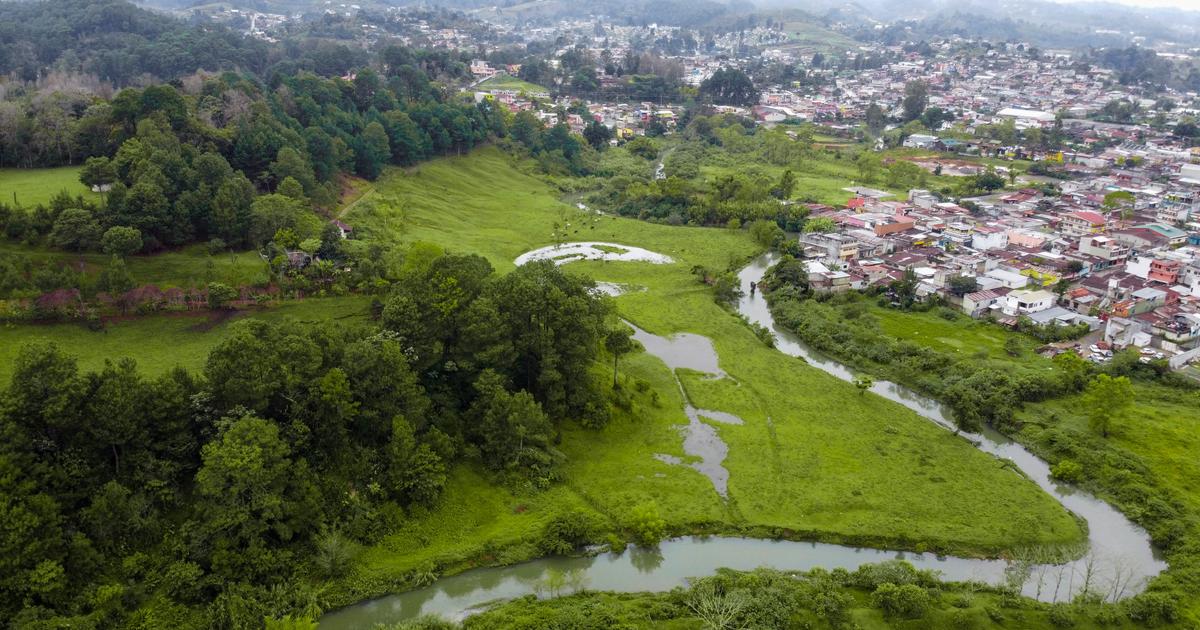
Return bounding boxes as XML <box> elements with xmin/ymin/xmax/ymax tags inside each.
<box><xmin>0</xmin><ymin>296</ymin><xmax>371</xmax><ymax>382</ymax></box>
<box><xmin>0</xmin><ymin>166</ymin><xmax>99</xmax><ymax>207</ymax></box>
<box><xmin>331</xmin><ymin>147</ymin><xmax>1084</xmax><ymax>604</ymax></box>
<box><xmin>870</xmin><ymin>305</ymin><xmax>1052</xmax><ymax>368</ymax></box>
<box><xmin>477</xmin><ymin>73</ymin><xmax>550</xmax><ymax>95</ymax></box>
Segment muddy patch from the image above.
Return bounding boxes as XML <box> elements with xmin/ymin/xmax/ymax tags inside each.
<box><xmin>515</xmin><ymin>242</ymin><xmax>674</xmax><ymax>267</ymax></box>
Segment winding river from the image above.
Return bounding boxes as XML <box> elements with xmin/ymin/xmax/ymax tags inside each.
<box><xmin>318</xmin><ymin>250</ymin><xmax>1165</xmax><ymax>628</ymax></box>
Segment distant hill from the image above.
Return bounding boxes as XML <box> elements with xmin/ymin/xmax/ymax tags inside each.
<box><xmin>0</xmin><ymin>0</ymin><xmax>269</xmax><ymax>83</ymax></box>
<box><xmin>759</xmin><ymin>0</ymin><xmax>1200</xmax><ymax>47</ymax></box>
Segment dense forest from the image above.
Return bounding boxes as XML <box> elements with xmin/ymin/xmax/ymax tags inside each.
<box><xmin>0</xmin><ymin>47</ymin><xmax>502</xmax><ymax>252</ymax></box>
<box><xmin>0</xmin><ymin>0</ymin><xmax>269</xmax><ymax>84</ymax></box>
<box><xmin>0</xmin><ymin>253</ymin><xmax>620</xmax><ymax>628</ymax></box>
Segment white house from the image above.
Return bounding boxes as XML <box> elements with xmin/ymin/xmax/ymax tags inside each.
<box><xmin>1002</xmin><ymin>289</ymin><xmax>1056</xmax><ymax>316</ymax></box>
<box><xmin>903</xmin><ymin>134</ymin><xmax>940</xmax><ymax>149</ymax></box>
<box><xmin>985</xmin><ymin>268</ymin><xmax>1030</xmax><ymax>289</ymax></box>
<box><xmin>971</xmin><ymin>225</ymin><xmax>1009</xmax><ymax>251</ymax></box>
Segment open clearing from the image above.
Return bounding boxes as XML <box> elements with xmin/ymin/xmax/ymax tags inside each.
<box><xmin>0</xmin><ymin>165</ymin><xmax>99</xmax><ymax>206</ymax></box>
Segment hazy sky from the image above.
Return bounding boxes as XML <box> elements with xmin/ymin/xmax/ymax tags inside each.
<box><xmin>1055</xmin><ymin>0</ymin><xmax>1200</xmax><ymax>10</ymax></box>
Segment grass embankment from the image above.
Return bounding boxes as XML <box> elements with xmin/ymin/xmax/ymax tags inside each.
<box><xmin>0</xmin><ymin>165</ymin><xmax>98</xmax><ymax>206</ymax></box>
<box><xmin>330</xmin><ymin>147</ymin><xmax>1084</xmax><ymax>605</ymax></box>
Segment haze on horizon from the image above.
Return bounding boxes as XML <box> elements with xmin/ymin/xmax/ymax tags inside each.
<box><xmin>1052</xmin><ymin>0</ymin><xmax>1200</xmax><ymax>10</ymax></box>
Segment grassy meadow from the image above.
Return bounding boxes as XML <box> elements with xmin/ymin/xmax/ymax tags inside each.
<box><xmin>478</xmin><ymin>74</ymin><xmax>550</xmax><ymax>94</ymax></box>
<box><xmin>329</xmin><ymin>147</ymin><xmax>1086</xmax><ymax>604</ymax></box>
<box><xmin>0</xmin><ymin>296</ymin><xmax>371</xmax><ymax>381</ymax></box>
<box><xmin>0</xmin><ymin>165</ymin><xmax>98</xmax><ymax>206</ymax></box>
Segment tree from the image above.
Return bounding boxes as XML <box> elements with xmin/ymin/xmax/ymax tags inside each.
<box><xmin>865</xmin><ymin>102</ymin><xmax>887</xmax><ymax>134</ymax></box>
<box><xmin>270</xmin><ymin>147</ymin><xmax>317</xmax><ymax>196</ymax></box>
<box><xmin>947</xmin><ymin>275</ymin><xmax>978</xmax><ymax>297</ymax></box>
<box><xmin>605</xmin><ymin>326</ymin><xmax>635</xmax><ymax>388</ymax></box>
<box><xmin>803</xmin><ymin>217</ymin><xmax>837</xmax><ymax>233</ymax></box>
<box><xmin>855</xmin><ymin>151</ymin><xmax>881</xmax><ymax>183</ymax></box>
<box><xmin>749</xmin><ymin>219</ymin><xmax>784</xmax><ymax>247</ymax></box>
<box><xmin>582</xmin><ymin>119</ymin><xmax>613</xmax><ymax>150</ymax></box>
<box><xmin>699</xmin><ymin>68</ymin><xmax>758</xmax><ymax>106</ymax></box>
<box><xmin>627</xmin><ymin>501</ymin><xmax>667</xmax><ymax>546</ymax></box>
<box><xmin>100</xmin><ymin>226</ymin><xmax>142</xmax><ymax>258</ymax></box>
<box><xmin>770</xmin><ymin>170</ymin><xmax>796</xmax><ymax>200</ymax></box>
<box><xmin>468</xmin><ymin>370</ymin><xmax>555</xmax><ymax>475</ymax></box>
<box><xmin>277</xmin><ymin>176</ymin><xmax>307</xmax><ymax>201</ymax></box>
<box><xmin>902</xmin><ymin>81</ymin><xmax>929</xmax><ymax>122</ymax></box>
<box><xmin>78</xmin><ymin>156</ymin><xmax>116</xmax><ymax>192</ymax></box>
<box><xmin>1053</xmin><ymin>278</ymin><xmax>1072</xmax><ymax>300</ymax></box>
<box><xmin>49</xmin><ymin>208</ymin><xmax>102</xmax><ymax>251</ymax></box>
<box><xmin>974</xmin><ymin>169</ymin><xmax>1006</xmax><ymax>192</ymax></box>
<box><xmin>853</xmin><ymin>377</ymin><xmax>873</xmax><ymax>395</ymax></box>
<box><xmin>1082</xmin><ymin>374</ymin><xmax>1134</xmax><ymax>437</ymax></box>
<box><xmin>250</xmin><ymin>193</ymin><xmax>313</xmax><ymax>246</ymax></box>
<box><xmin>207</xmin><ymin>282</ymin><xmax>238</xmax><ymax>310</ymax></box>
<box><xmin>195</xmin><ymin>415</ymin><xmax>318</xmax><ymax>581</ymax></box>
<box><xmin>356</xmin><ymin>121</ymin><xmax>391</xmax><ymax>180</ymax></box>
<box><xmin>98</xmin><ymin>256</ymin><xmax>135</xmax><ymax>296</ymax></box>
<box><xmin>624</xmin><ymin>136</ymin><xmax>658</xmax><ymax>159</ymax></box>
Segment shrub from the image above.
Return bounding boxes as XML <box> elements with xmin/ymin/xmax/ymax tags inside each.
<box><xmin>312</xmin><ymin>530</ymin><xmax>359</xmax><ymax>579</ymax></box>
<box><xmin>540</xmin><ymin>510</ymin><xmax>598</xmax><ymax>555</ymax></box>
<box><xmin>1050</xmin><ymin>459</ymin><xmax>1085</xmax><ymax>483</ymax></box>
<box><xmin>627</xmin><ymin>502</ymin><xmax>667</xmax><ymax>547</ymax></box>
<box><xmin>871</xmin><ymin>582</ymin><xmax>930</xmax><ymax>619</ymax></box>
<box><xmin>1124</xmin><ymin>591</ymin><xmax>1179</xmax><ymax>627</ymax></box>
<box><xmin>1048</xmin><ymin>603</ymin><xmax>1076</xmax><ymax>627</ymax></box>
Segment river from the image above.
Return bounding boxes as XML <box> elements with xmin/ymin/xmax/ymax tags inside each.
<box><xmin>319</xmin><ymin>252</ymin><xmax>1165</xmax><ymax>628</ymax></box>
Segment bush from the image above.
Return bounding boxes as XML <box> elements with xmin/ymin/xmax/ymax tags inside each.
<box><xmin>1124</xmin><ymin>591</ymin><xmax>1179</xmax><ymax>627</ymax></box>
<box><xmin>1047</xmin><ymin>603</ymin><xmax>1075</xmax><ymax>627</ymax></box>
<box><xmin>627</xmin><ymin>502</ymin><xmax>667</xmax><ymax>547</ymax></box>
<box><xmin>540</xmin><ymin>510</ymin><xmax>598</xmax><ymax>555</ymax></box>
<box><xmin>1050</xmin><ymin>459</ymin><xmax>1084</xmax><ymax>484</ymax></box>
<box><xmin>871</xmin><ymin>582</ymin><xmax>930</xmax><ymax>619</ymax></box>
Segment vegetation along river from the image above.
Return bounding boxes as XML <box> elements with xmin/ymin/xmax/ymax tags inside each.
<box><xmin>318</xmin><ymin>249</ymin><xmax>1166</xmax><ymax>628</ymax></box>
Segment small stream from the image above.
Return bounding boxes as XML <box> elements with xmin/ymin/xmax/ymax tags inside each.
<box><xmin>318</xmin><ymin>251</ymin><xmax>1166</xmax><ymax>628</ymax></box>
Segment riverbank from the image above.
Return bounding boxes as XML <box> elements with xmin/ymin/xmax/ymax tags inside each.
<box><xmin>753</xmin><ymin>253</ymin><xmax>1193</xmax><ymax>623</ymax></box>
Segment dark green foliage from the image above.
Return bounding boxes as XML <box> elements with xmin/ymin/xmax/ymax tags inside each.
<box><xmin>699</xmin><ymin>68</ymin><xmax>758</xmax><ymax>106</ymax></box>
<box><xmin>0</xmin><ymin>256</ymin><xmax>614</xmax><ymax>625</ymax></box>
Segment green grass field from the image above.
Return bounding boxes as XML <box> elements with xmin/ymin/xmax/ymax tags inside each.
<box><xmin>477</xmin><ymin>73</ymin><xmax>550</xmax><ymax>95</ymax></box>
<box><xmin>0</xmin><ymin>166</ymin><xmax>99</xmax><ymax>207</ymax></box>
<box><xmin>329</xmin><ymin>148</ymin><xmax>1085</xmax><ymax>604</ymax></box>
<box><xmin>0</xmin><ymin>296</ymin><xmax>371</xmax><ymax>382</ymax></box>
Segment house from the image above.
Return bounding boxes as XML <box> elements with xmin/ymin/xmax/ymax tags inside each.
<box><xmin>800</xmin><ymin>232</ymin><xmax>859</xmax><ymax>264</ymax></box>
<box><xmin>1002</xmin><ymin>289</ymin><xmax>1056</xmax><ymax>316</ymax></box>
<box><xmin>1060</xmin><ymin>211</ymin><xmax>1107</xmax><ymax>237</ymax></box>
<box><xmin>1079</xmin><ymin>235</ymin><xmax>1129</xmax><ymax>267</ymax></box>
<box><xmin>331</xmin><ymin>219</ymin><xmax>353</xmax><ymax>239</ymax></box>
<box><xmin>1149</xmin><ymin>259</ymin><xmax>1182</xmax><ymax>284</ymax></box>
<box><xmin>971</xmin><ymin>225</ymin><xmax>1008</xmax><ymax>251</ymax></box>
<box><xmin>1136</xmin><ymin>223</ymin><xmax>1188</xmax><ymax>246</ymax></box>
<box><xmin>962</xmin><ymin>288</ymin><xmax>1009</xmax><ymax>316</ymax></box>
<box><xmin>903</xmin><ymin>134</ymin><xmax>941</xmax><ymax>150</ymax></box>
<box><xmin>985</xmin><ymin>268</ymin><xmax>1031</xmax><ymax>289</ymax></box>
